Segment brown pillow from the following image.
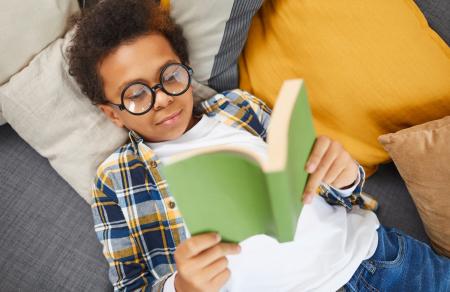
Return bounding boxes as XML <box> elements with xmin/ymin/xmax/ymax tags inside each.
<box><xmin>378</xmin><ymin>116</ymin><xmax>450</xmax><ymax>257</ymax></box>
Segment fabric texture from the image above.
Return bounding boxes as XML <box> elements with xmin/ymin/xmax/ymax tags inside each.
<box><xmin>378</xmin><ymin>116</ymin><xmax>450</xmax><ymax>257</ymax></box>
<box><xmin>363</xmin><ymin>163</ymin><xmax>429</xmax><ymax>244</ymax></box>
<box><xmin>92</xmin><ymin>89</ymin><xmax>374</xmax><ymax>291</ymax></box>
<box><xmin>0</xmin><ymin>31</ymin><xmax>129</xmax><ymax>203</ymax></box>
<box><xmin>0</xmin><ymin>99</ymin><xmax>5</xmax><ymax>125</ymax></box>
<box><xmin>0</xmin><ymin>0</ymin><xmax>79</xmax><ymax>85</ymax></box>
<box><xmin>168</xmin><ymin>0</ymin><xmax>263</xmax><ymax>92</ymax></box>
<box><xmin>239</xmin><ymin>0</ymin><xmax>450</xmax><ymax>176</ymax></box>
<box><xmin>414</xmin><ymin>0</ymin><xmax>450</xmax><ymax>45</ymax></box>
<box><xmin>344</xmin><ymin>226</ymin><xmax>450</xmax><ymax>291</ymax></box>
<box><xmin>0</xmin><ymin>0</ymin><xmax>79</xmax><ymax>125</ymax></box>
<box><xmin>0</xmin><ymin>124</ymin><xmax>111</xmax><ymax>292</ymax></box>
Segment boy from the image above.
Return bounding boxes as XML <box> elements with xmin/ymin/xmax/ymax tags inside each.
<box><xmin>68</xmin><ymin>1</ymin><xmax>449</xmax><ymax>291</ymax></box>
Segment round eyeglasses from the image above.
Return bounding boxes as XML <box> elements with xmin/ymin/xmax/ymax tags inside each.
<box><xmin>106</xmin><ymin>63</ymin><xmax>193</xmax><ymax>115</ymax></box>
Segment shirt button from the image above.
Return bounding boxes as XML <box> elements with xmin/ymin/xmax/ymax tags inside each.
<box><xmin>168</xmin><ymin>201</ymin><xmax>176</xmax><ymax>209</ymax></box>
<box><xmin>150</xmin><ymin>161</ymin><xmax>157</xmax><ymax>168</ymax></box>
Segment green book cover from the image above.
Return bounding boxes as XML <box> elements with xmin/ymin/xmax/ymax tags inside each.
<box><xmin>161</xmin><ymin>79</ymin><xmax>315</xmax><ymax>243</ymax></box>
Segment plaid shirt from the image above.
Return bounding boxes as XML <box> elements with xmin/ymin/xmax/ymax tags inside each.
<box><xmin>91</xmin><ymin>89</ymin><xmax>377</xmax><ymax>291</ymax></box>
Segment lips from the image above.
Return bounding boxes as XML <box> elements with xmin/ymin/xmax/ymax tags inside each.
<box><xmin>156</xmin><ymin>109</ymin><xmax>182</xmax><ymax>125</ymax></box>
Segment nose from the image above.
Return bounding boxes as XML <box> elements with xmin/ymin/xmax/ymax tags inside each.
<box><xmin>153</xmin><ymin>90</ymin><xmax>174</xmax><ymax>111</ymax></box>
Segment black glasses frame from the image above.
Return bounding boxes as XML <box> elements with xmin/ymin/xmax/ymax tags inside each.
<box><xmin>106</xmin><ymin>63</ymin><xmax>193</xmax><ymax>116</ymax></box>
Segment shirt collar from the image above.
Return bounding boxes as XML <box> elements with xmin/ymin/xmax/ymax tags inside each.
<box><xmin>128</xmin><ymin>130</ymin><xmax>144</xmax><ymax>155</ymax></box>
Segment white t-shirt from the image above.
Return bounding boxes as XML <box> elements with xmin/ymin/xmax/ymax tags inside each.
<box><xmin>148</xmin><ymin>114</ymin><xmax>268</xmax><ymax>165</ymax></box>
<box><xmin>149</xmin><ymin>115</ymin><xmax>380</xmax><ymax>292</ymax></box>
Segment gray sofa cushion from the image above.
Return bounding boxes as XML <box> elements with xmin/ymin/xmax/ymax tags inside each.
<box><xmin>414</xmin><ymin>0</ymin><xmax>450</xmax><ymax>45</ymax></box>
<box><xmin>364</xmin><ymin>163</ymin><xmax>429</xmax><ymax>244</ymax></box>
<box><xmin>0</xmin><ymin>124</ymin><xmax>111</xmax><ymax>291</ymax></box>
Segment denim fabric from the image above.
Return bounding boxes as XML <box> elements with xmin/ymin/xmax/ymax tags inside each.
<box><xmin>344</xmin><ymin>226</ymin><xmax>450</xmax><ymax>292</ymax></box>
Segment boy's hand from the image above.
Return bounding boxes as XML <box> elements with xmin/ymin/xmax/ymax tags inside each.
<box><xmin>303</xmin><ymin>136</ymin><xmax>358</xmax><ymax>204</ymax></box>
<box><xmin>174</xmin><ymin>233</ymin><xmax>241</xmax><ymax>292</ymax></box>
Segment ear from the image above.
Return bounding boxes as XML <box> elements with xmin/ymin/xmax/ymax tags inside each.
<box><xmin>97</xmin><ymin>104</ymin><xmax>125</xmax><ymax>128</ymax></box>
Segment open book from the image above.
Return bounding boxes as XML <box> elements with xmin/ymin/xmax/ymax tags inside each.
<box><xmin>162</xmin><ymin>79</ymin><xmax>315</xmax><ymax>243</ymax></box>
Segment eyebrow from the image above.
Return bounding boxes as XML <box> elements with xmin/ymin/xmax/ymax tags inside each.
<box><xmin>116</xmin><ymin>59</ymin><xmax>179</xmax><ymax>97</ymax></box>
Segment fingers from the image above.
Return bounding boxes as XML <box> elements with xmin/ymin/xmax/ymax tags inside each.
<box><xmin>303</xmin><ymin>136</ymin><xmax>359</xmax><ymax>203</ymax></box>
<box><xmin>332</xmin><ymin>162</ymin><xmax>359</xmax><ymax>189</ymax></box>
<box><xmin>305</xmin><ymin>136</ymin><xmax>331</xmax><ymax>173</ymax></box>
<box><xmin>210</xmin><ymin>268</ymin><xmax>232</xmax><ymax>290</ymax></box>
<box><xmin>322</xmin><ymin>150</ymin><xmax>350</xmax><ymax>185</ymax></box>
<box><xmin>303</xmin><ymin>137</ymin><xmax>339</xmax><ymax>202</ymax></box>
<box><xmin>200</xmin><ymin>256</ymin><xmax>230</xmax><ymax>281</ymax></box>
<box><xmin>174</xmin><ymin>235</ymin><xmax>239</xmax><ymax>292</ymax></box>
<box><xmin>194</xmin><ymin>242</ymin><xmax>241</xmax><ymax>269</ymax></box>
<box><xmin>176</xmin><ymin>232</ymin><xmax>221</xmax><ymax>260</ymax></box>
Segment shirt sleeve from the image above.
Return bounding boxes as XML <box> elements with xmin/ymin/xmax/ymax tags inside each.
<box><xmin>240</xmin><ymin>90</ymin><xmax>272</xmax><ymax>132</ymax></box>
<box><xmin>91</xmin><ymin>176</ymin><xmax>173</xmax><ymax>292</ymax></box>
<box><xmin>318</xmin><ymin>164</ymin><xmax>379</xmax><ymax>211</ymax></box>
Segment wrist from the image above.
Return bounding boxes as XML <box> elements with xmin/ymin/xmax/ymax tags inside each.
<box><xmin>340</xmin><ymin>178</ymin><xmax>357</xmax><ymax>190</ymax></box>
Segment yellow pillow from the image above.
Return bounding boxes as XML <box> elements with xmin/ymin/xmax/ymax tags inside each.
<box><xmin>240</xmin><ymin>0</ymin><xmax>450</xmax><ymax>175</ymax></box>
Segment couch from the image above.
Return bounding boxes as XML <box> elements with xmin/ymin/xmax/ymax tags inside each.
<box><xmin>0</xmin><ymin>0</ymin><xmax>448</xmax><ymax>290</ymax></box>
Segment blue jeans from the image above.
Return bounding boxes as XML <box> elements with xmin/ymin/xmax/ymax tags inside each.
<box><xmin>344</xmin><ymin>225</ymin><xmax>450</xmax><ymax>292</ymax></box>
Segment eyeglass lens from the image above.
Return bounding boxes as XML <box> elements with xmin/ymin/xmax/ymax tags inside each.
<box><xmin>122</xmin><ymin>64</ymin><xmax>190</xmax><ymax>114</ymax></box>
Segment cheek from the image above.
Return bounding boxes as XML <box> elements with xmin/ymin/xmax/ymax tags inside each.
<box><xmin>181</xmin><ymin>89</ymin><xmax>194</xmax><ymax>109</ymax></box>
<box><xmin>121</xmin><ymin>114</ymin><xmax>154</xmax><ymax>133</ymax></box>
<box><xmin>182</xmin><ymin>94</ymin><xmax>195</xmax><ymax>120</ymax></box>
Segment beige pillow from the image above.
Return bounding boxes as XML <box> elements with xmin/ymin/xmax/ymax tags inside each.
<box><xmin>0</xmin><ymin>104</ymin><xmax>5</xmax><ymax>125</ymax></box>
<box><xmin>379</xmin><ymin>117</ymin><xmax>450</xmax><ymax>257</ymax></box>
<box><xmin>0</xmin><ymin>0</ymin><xmax>79</xmax><ymax>125</ymax></box>
<box><xmin>0</xmin><ymin>29</ymin><xmax>215</xmax><ymax>203</ymax></box>
<box><xmin>1</xmin><ymin>32</ymin><xmax>129</xmax><ymax>202</ymax></box>
<box><xmin>0</xmin><ymin>0</ymin><xmax>79</xmax><ymax>84</ymax></box>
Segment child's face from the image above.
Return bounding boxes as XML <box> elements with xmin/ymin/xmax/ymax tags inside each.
<box><xmin>98</xmin><ymin>33</ymin><xmax>196</xmax><ymax>142</ymax></box>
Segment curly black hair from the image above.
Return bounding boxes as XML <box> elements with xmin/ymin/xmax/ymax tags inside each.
<box><xmin>67</xmin><ymin>0</ymin><xmax>189</xmax><ymax>104</ymax></box>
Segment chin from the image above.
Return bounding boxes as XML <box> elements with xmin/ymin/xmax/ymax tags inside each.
<box><xmin>138</xmin><ymin>115</ymin><xmax>193</xmax><ymax>142</ymax></box>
